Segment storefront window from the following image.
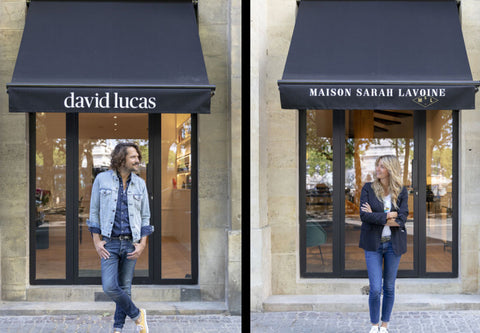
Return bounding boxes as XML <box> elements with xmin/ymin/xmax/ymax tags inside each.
<box><xmin>35</xmin><ymin>113</ymin><xmax>66</xmax><ymax>279</ymax></box>
<box><xmin>78</xmin><ymin>114</ymin><xmax>149</xmax><ymax>278</ymax></box>
<box><xmin>301</xmin><ymin>109</ymin><xmax>457</xmax><ymax>278</ymax></box>
<box><xmin>161</xmin><ymin>114</ymin><xmax>192</xmax><ymax>279</ymax></box>
<box><xmin>32</xmin><ymin>113</ymin><xmax>197</xmax><ymax>284</ymax></box>
<box><xmin>345</xmin><ymin>110</ymin><xmax>414</xmax><ymax>271</ymax></box>
<box><xmin>305</xmin><ymin>110</ymin><xmax>333</xmax><ymax>273</ymax></box>
<box><xmin>426</xmin><ymin>110</ymin><xmax>453</xmax><ymax>273</ymax></box>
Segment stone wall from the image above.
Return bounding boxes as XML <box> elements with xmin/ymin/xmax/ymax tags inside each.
<box><xmin>226</xmin><ymin>0</ymin><xmax>242</xmax><ymax>315</ymax></box>
<box><xmin>460</xmin><ymin>0</ymin><xmax>480</xmax><ymax>293</ymax></box>
<box><xmin>250</xmin><ymin>0</ymin><xmax>297</xmax><ymax>310</ymax></box>
<box><xmin>197</xmin><ymin>0</ymin><xmax>233</xmax><ymax>305</ymax></box>
<box><xmin>0</xmin><ymin>0</ymin><xmax>239</xmax><ymax>311</ymax></box>
<box><xmin>266</xmin><ymin>0</ymin><xmax>299</xmax><ymax>297</ymax></box>
<box><xmin>0</xmin><ymin>0</ymin><xmax>28</xmax><ymax>301</ymax></box>
<box><xmin>253</xmin><ymin>0</ymin><xmax>480</xmax><ymax>308</ymax></box>
<box><xmin>250</xmin><ymin>0</ymin><xmax>269</xmax><ymax>311</ymax></box>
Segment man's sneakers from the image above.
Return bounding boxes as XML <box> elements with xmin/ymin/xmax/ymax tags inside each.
<box><xmin>135</xmin><ymin>308</ymin><xmax>148</xmax><ymax>333</ymax></box>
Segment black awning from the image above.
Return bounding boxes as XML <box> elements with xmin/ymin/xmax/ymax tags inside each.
<box><xmin>7</xmin><ymin>0</ymin><xmax>215</xmax><ymax>114</ymax></box>
<box><xmin>278</xmin><ymin>0</ymin><xmax>479</xmax><ymax>110</ymax></box>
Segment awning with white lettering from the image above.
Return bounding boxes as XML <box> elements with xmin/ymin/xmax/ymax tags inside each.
<box><xmin>278</xmin><ymin>0</ymin><xmax>479</xmax><ymax>110</ymax></box>
<box><xmin>7</xmin><ymin>0</ymin><xmax>215</xmax><ymax>113</ymax></box>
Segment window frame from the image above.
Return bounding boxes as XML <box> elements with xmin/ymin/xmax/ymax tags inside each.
<box><xmin>299</xmin><ymin>109</ymin><xmax>459</xmax><ymax>278</ymax></box>
<box><xmin>29</xmin><ymin>113</ymin><xmax>199</xmax><ymax>285</ymax></box>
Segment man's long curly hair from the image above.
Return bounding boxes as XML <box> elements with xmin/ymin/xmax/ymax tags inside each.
<box><xmin>110</xmin><ymin>142</ymin><xmax>142</xmax><ymax>172</ymax></box>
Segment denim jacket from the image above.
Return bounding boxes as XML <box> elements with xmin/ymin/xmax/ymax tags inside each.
<box><xmin>87</xmin><ymin>169</ymin><xmax>153</xmax><ymax>243</ymax></box>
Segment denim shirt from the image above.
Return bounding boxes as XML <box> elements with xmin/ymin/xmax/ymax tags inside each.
<box><xmin>87</xmin><ymin>169</ymin><xmax>154</xmax><ymax>243</ymax></box>
<box><xmin>111</xmin><ymin>174</ymin><xmax>132</xmax><ymax>237</ymax></box>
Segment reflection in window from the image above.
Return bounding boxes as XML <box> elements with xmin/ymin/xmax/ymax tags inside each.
<box><xmin>78</xmin><ymin>114</ymin><xmax>149</xmax><ymax>278</ymax></box>
<box><xmin>345</xmin><ymin>110</ymin><xmax>414</xmax><ymax>271</ymax></box>
<box><xmin>161</xmin><ymin>114</ymin><xmax>192</xmax><ymax>278</ymax></box>
<box><xmin>305</xmin><ymin>110</ymin><xmax>333</xmax><ymax>273</ymax></box>
<box><xmin>35</xmin><ymin>113</ymin><xmax>66</xmax><ymax>279</ymax></box>
<box><xmin>426</xmin><ymin>110</ymin><xmax>453</xmax><ymax>273</ymax></box>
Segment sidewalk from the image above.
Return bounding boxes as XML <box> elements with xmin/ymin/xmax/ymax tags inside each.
<box><xmin>1</xmin><ymin>311</ymin><xmax>480</xmax><ymax>332</ymax></box>
<box><xmin>0</xmin><ymin>314</ymin><xmax>241</xmax><ymax>332</ymax></box>
<box><xmin>251</xmin><ymin>310</ymin><xmax>480</xmax><ymax>333</ymax></box>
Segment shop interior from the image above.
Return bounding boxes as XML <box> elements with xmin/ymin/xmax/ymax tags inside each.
<box><xmin>305</xmin><ymin>109</ymin><xmax>454</xmax><ymax>274</ymax></box>
<box><xmin>34</xmin><ymin>113</ymin><xmax>192</xmax><ymax>280</ymax></box>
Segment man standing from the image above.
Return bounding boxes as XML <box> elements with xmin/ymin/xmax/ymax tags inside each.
<box><xmin>87</xmin><ymin>142</ymin><xmax>153</xmax><ymax>333</ymax></box>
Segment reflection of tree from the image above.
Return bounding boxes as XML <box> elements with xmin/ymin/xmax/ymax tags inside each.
<box><xmin>36</xmin><ymin>115</ymin><xmax>66</xmax><ymax>210</ymax></box>
<box><xmin>306</xmin><ymin>143</ymin><xmax>332</xmax><ymax>177</ymax></box>
<box><xmin>389</xmin><ymin>138</ymin><xmax>412</xmax><ymax>186</ymax></box>
<box><xmin>79</xmin><ymin>140</ymin><xmax>103</xmax><ymax>187</ymax></box>
<box><xmin>138</xmin><ymin>141</ymin><xmax>149</xmax><ymax>164</ymax></box>
<box><xmin>349</xmin><ymin>138</ymin><xmax>376</xmax><ymax>208</ymax></box>
<box><xmin>429</xmin><ymin>112</ymin><xmax>452</xmax><ymax>180</ymax></box>
<box><xmin>403</xmin><ymin>139</ymin><xmax>411</xmax><ymax>186</ymax></box>
<box><xmin>306</xmin><ymin>112</ymin><xmax>332</xmax><ymax>177</ymax></box>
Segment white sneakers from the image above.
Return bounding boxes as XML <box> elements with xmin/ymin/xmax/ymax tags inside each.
<box><xmin>369</xmin><ymin>326</ymin><xmax>389</xmax><ymax>333</ymax></box>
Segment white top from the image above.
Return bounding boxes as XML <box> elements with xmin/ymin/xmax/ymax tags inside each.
<box><xmin>382</xmin><ymin>194</ymin><xmax>392</xmax><ymax>238</ymax></box>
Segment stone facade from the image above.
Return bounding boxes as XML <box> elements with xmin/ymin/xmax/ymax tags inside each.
<box><xmin>0</xmin><ymin>0</ymin><xmax>28</xmax><ymax>301</ymax></box>
<box><xmin>0</xmin><ymin>0</ymin><xmax>241</xmax><ymax>314</ymax></box>
<box><xmin>251</xmin><ymin>0</ymin><xmax>480</xmax><ymax>311</ymax></box>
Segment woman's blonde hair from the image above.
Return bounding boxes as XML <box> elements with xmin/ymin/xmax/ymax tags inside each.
<box><xmin>371</xmin><ymin>155</ymin><xmax>403</xmax><ymax>208</ymax></box>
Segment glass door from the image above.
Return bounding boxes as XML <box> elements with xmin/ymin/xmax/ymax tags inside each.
<box><xmin>344</xmin><ymin>110</ymin><xmax>415</xmax><ymax>273</ymax></box>
<box><xmin>78</xmin><ymin>113</ymin><xmax>149</xmax><ymax>278</ymax></box>
<box><xmin>160</xmin><ymin>114</ymin><xmax>193</xmax><ymax>279</ymax></box>
<box><xmin>425</xmin><ymin>110</ymin><xmax>456</xmax><ymax>274</ymax></box>
<box><xmin>33</xmin><ymin>113</ymin><xmax>67</xmax><ymax>280</ymax></box>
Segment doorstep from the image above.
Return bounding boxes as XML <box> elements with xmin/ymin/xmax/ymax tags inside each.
<box><xmin>263</xmin><ymin>294</ymin><xmax>480</xmax><ymax>312</ymax></box>
<box><xmin>25</xmin><ymin>285</ymin><xmax>202</xmax><ymax>302</ymax></box>
<box><xmin>0</xmin><ymin>301</ymin><xmax>228</xmax><ymax>316</ymax></box>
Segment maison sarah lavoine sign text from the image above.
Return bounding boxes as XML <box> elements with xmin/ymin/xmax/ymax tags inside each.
<box><xmin>278</xmin><ymin>84</ymin><xmax>476</xmax><ymax>110</ymax></box>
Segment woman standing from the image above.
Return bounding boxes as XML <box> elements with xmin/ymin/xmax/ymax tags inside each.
<box><xmin>360</xmin><ymin>155</ymin><xmax>409</xmax><ymax>333</ymax></box>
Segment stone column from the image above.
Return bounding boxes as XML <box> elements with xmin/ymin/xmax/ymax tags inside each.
<box><xmin>227</xmin><ymin>0</ymin><xmax>242</xmax><ymax>315</ymax></box>
<box><xmin>251</xmin><ymin>0</ymin><xmax>297</xmax><ymax>310</ymax></box>
<box><xmin>0</xmin><ymin>0</ymin><xmax>28</xmax><ymax>300</ymax></box>
<box><xmin>198</xmin><ymin>0</ymin><xmax>230</xmax><ymax>302</ymax></box>
<box><xmin>250</xmin><ymin>0</ymin><xmax>271</xmax><ymax>311</ymax></box>
<box><xmin>266</xmin><ymin>0</ymin><xmax>298</xmax><ymax>297</ymax></box>
<box><xmin>460</xmin><ymin>0</ymin><xmax>480</xmax><ymax>293</ymax></box>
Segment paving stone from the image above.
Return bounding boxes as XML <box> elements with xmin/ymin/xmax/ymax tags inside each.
<box><xmin>0</xmin><ymin>314</ymin><xmax>241</xmax><ymax>332</ymax></box>
<box><xmin>2</xmin><ymin>311</ymin><xmax>480</xmax><ymax>332</ymax></box>
<box><xmin>250</xmin><ymin>311</ymin><xmax>480</xmax><ymax>333</ymax></box>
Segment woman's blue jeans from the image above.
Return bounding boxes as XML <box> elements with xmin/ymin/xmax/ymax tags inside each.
<box><xmin>101</xmin><ymin>239</ymin><xmax>140</xmax><ymax>330</ymax></box>
<box><xmin>365</xmin><ymin>241</ymin><xmax>402</xmax><ymax>325</ymax></box>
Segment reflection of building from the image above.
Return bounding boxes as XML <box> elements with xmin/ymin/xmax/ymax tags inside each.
<box><xmin>91</xmin><ymin>142</ymin><xmax>113</xmax><ymax>168</ymax></box>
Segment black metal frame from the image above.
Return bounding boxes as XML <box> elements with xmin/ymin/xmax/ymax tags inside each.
<box><xmin>29</xmin><ymin>113</ymin><xmax>199</xmax><ymax>285</ymax></box>
<box><xmin>299</xmin><ymin>110</ymin><xmax>459</xmax><ymax>278</ymax></box>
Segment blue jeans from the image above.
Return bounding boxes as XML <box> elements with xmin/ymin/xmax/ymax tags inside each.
<box><xmin>101</xmin><ymin>239</ymin><xmax>140</xmax><ymax>330</ymax></box>
<box><xmin>364</xmin><ymin>241</ymin><xmax>402</xmax><ymax>325</ymax></box>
